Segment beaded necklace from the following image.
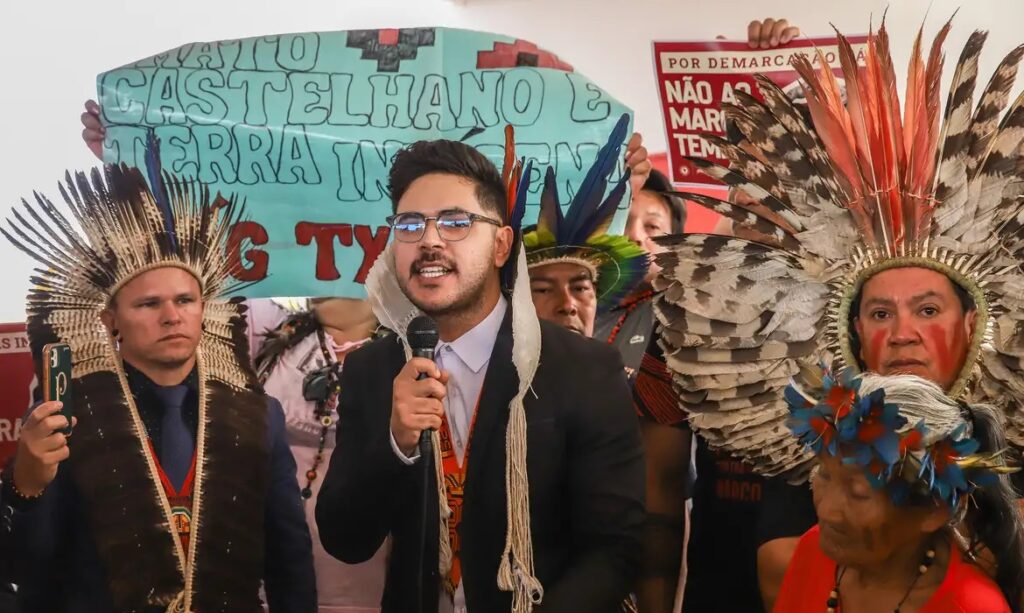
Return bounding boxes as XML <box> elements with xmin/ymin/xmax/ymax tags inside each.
<box><xmin>826</xmin><ymin>546</ymin><xmax>936</xmax><ymax>612</ymax></box>
<box><xmin>299</xmin><ymin>326</ymin><xmax>342</xmax><ymax>500</ymax></box>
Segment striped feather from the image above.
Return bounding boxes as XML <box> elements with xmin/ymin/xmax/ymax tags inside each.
<box><xmin>730</xmin><ymin>91</ymin><xmax>848</xmax><ymax>214</ymax></box>
<box><xmin>754</xmin><ymin>78</ymin><xmax>848</xmax><ymax>209</ymax></box>
<box><xmin>700</xmin><ymin>133</ymin><xmax>791</xmax><ymax>206</ymax></box>
<box><xmin>684</xmin><ymin>157</ymin><xmax>803</xmax><ymax>231</ymax></box>
<box><xmin>675</xmin><ymin>192</ymin><xmax>799</xmax><ymax>251</ymax></box>
<box><xmin>965</xmin><ymin>44</ymin><xmax>1024</xmax><ymax>179</ymax></box>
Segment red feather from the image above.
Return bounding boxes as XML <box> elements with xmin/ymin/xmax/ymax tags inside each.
<box><xmin>857</xmin><ymin>411</ymin><xmax>886</xmax><ymax>443</ymax></box>
<box><xmin>856</xmin><ymin>26</ymin><xmax>901</xmax><ymax>251</ymax></box>
<box><xmin>932</xmin><ymin>440</ymin><xmax>956</xmax><ymax>471</ymax></box>
<box><xmin>876</xmin><ymin>22</ymin><xmax>907</xmax><ymax>169</ymax></box>
<box><xmin>793</xmin><ymin>55</ymin><xmax>864</xmax><ymax>200</ymax></box>
<box><xmin>811</xmin><ymin>416</ymin><xmax>836</xmax><ymax>448</ymax></box>
<box><xmin>793</xmin><ymin>50</ymin><xmax>879</xmax><ymax>244</ymax></box>
<box><xmin>826</xmin><ymin>385</ymin><xmax>856</xmax><ymax>420</ymax></box>
<box><xmin>834</xmin><ymin>28</ymin><xmax>875</xmax><ymax>185</ymax></box>
<box><xmin>502</xmin><ymin>125</ymin><xmax>521</xmax><ymax>222</ymax></box>
<box><xmin>900</xmin><ymin>428</ymin><xmax>924</xmax><ymax>454</ymax></box>
<box><xmin>872</xmin><ymin>22</ymin><xmax>911</xmax><ymax>250</ymax></box>
<box><xmin>795</xmin><ymin>16</ymin><xmax>955</xmax><ymax>254</ymax></box>
<box><xmin>909</xmin><ymin>19</ymin><xmax>951</xmax><ymax>238</ymax></box>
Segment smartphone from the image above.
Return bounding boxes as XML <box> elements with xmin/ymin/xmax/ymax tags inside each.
<box><xmin>42</xmin><ymin>343</ymin><xmax>73</xmax><ymax>435</ymax></box>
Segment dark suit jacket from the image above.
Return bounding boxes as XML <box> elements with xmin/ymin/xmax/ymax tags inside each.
<box><xmin>316</xmin><ymin>312</ymin><xmax>646</xmax><ymax>613</ymax></box>
<box><xmin>0</xmin><ymin>397</ymin><xmax>316</xmax><ymax>612</ymax></box>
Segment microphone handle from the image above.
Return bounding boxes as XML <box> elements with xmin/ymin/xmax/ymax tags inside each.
<box><xmin>419</xmin><ymin>428</ymin><xmax>433</xmax><ymax>454</ymax></box>
<box><xmin>410</xmin><ymin>347</ymin><xmax>435</xmax><ymax>613</ymax></box>
<box><xmin>412</xmin><ymin>348</ymin><xmax>437</xmax><ymax>451</ymax></box>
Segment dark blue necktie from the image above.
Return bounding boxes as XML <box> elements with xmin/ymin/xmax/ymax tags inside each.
<box><xmin>154</xmin><ymin>385</ymin><xmax>193</xmax><ymax>490</ymax></box>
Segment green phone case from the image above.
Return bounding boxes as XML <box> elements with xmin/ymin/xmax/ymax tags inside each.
<box><xmin>43</xmin><ymin>343</ymin><xmax>73</xmax><ymax>435</ymax></box>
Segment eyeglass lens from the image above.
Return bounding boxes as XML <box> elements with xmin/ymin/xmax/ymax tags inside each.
<box><xmin>392</xmin><ymin>212</ymin><xmax>474</xmax><ymax>242</ymax></box>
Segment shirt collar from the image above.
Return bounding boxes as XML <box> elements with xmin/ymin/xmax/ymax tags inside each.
<box><xmin>124</xmin><ymin>360</ymin><xmax>200</xmax><ymax>399</ymax></box>
<box><xmin>439</xmin><ymin>295</ymin><xmax>507</xmax><ymax>374</ymax></box>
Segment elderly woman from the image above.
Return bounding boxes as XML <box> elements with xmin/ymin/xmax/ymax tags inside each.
<box><xmin>774</xmin><ymin>371</ymin><xmax>1024</xmax><ymax>612</ymax></box>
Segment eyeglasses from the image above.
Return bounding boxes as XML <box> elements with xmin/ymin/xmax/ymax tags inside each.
<box><xmin>385</xmin><ymin>210</ymin><xmax>503</xmax><ymax>243</ymax></box>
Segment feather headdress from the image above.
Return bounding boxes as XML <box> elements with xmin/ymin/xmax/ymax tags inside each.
<box><xmin>522</xmin><ymin>113</ymin><xmax>649</xmax><ymax>310</ymax></box>
<box><xmin>500</xmin><ymin>124</ymin><xmax>533</xmax><ymax>291</ymax></box>
<box><xmin>653</xmin><ymin>18</ymin><xmax>1024</xmax><ymax>480</ymax></box>
<box><xmin>3</xmin><ymin>160</ymin><xmax>253</xmax><ymax>389</ymax></box>
<box><xmin>2</xmin><ymin>151</ymin><xmax>268</xmax><ymax>610</ymax></box>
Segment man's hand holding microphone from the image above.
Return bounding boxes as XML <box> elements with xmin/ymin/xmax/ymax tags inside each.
<box><xmin>391</xmin><ymin>359</ymin><xmax>449</xmax><ymax>457</ymax></box>
<box><xmin>391</xmin><ymin>315</ymin><xmax>446</xmax><ymax>457</ymax></box>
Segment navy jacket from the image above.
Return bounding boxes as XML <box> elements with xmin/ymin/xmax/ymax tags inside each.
<box><xmin>0</xmin><ymin>396</ymin><xmax>316</xmax><ymax>612</ymax></box>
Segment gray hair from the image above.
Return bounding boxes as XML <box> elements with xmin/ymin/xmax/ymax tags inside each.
<box><xmin>855</xmin><ymin>373</ymin><xmax>973</xmax><ymax>445</ymax></box>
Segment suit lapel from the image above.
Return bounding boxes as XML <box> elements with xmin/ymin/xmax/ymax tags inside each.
<box><xmin>465</xmin><ymin>307</ymin><xmax>517</xmax><ymax>492</ymax></box>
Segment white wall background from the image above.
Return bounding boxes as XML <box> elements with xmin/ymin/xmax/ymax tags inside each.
<box><xmin>0</xmin><ymin>0</ymin><xmax>1019</xmax><ymax>320</ymax></box>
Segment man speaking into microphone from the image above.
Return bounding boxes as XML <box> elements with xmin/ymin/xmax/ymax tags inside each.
<box><xmin>316</xmin><ymin>138</ymin><xmax>645</xmax><ymax>613</ymax></box>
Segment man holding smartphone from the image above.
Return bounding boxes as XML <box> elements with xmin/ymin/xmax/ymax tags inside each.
<box><xmin>0</xmin><ymin>159</ymin><xmax>316</xmax><ymax>610</ymax></box>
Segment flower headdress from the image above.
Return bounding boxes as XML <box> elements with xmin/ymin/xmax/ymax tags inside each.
<box><xmin>787</xmin><ymin>367</ymin><xmax>1016</xmax><ymax>507</ymax></box>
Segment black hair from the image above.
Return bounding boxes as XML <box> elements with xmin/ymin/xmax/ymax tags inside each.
<box><xmin>641</xmin><ymin>169</ymin><xmax>687</xmax><ymax>234</ymax></box>
<box><xmin>388</xmin><ymin>140</ymin><xmax>506</xmax><ymax>221</ymax></box>
<box><xmin>847</xmin><ymin>273</ymin><xmax>976</xmax><ymax>368</ymax></box>
<box><xmin>894</xmin><ymin>404</ymin><xmax>1024</xmax><ymax>611</ymax></box>
<box><xmin>960</xmin><ymin>404</ymin><xmax>1024</xmax><ymax>612</ymax></box>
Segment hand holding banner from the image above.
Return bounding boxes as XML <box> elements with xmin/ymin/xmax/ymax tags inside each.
<box><xmin>652</xmin><ymin>36</ymin><xmax>868</xmax><ymax>187</ymax></box>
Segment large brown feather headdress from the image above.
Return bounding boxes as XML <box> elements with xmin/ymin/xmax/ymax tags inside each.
<box><xmin>654</xmin><ymin>19</ymin><xmax>1024</xmax><ymax>480</ymax></box>
<box><xmin>2</xmin><ymin>162</ymin><xmax>269</xmax><ymax>611</ymax></box>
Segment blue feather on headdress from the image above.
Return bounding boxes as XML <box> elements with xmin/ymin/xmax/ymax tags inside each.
<box><xmin>510</xmin><ymin>158</ymin><xmax>532</xmax><ymax>233</ymax></box>
<box><xmin>143</xmin><ymin>130</ymin><xmax>177</xmax><ymax>250</ymax></box>
<box><xmin>557</xmin><ymin>113</ymin><xmax>630</xmax><ymax>244</ymax></box>
<box><xmin>522</xmin><ymin>113</ymin><xmax>648</xmax><ymax>309</ymax></box>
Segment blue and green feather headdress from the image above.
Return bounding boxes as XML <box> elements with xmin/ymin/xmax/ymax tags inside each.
<box><xmin>519</xmin><ymin>113</ymin><xmax>649</xmax><ymax>311</ymax></box>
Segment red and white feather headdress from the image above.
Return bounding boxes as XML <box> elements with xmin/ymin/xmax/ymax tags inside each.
<box><xmin>655</xmin><ymin>18</ymin><xmax>1024</xmax><ymax>479</ymax></box>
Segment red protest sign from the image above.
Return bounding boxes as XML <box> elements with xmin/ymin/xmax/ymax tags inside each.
<box><xmin>652</xmin><ymin>36</ymin><xmax>868</xmax><ymax>187</ymax></box>
<box><xmin>0</xmin><ymin>323</ymin><xmax>32</xmax><ymax>465</ymax></box>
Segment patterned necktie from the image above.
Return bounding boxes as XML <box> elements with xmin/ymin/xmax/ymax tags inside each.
<box><xmin>154</xmin><ymin>385</ymin><xmax>193</xmax><ymax>490</ymax></box>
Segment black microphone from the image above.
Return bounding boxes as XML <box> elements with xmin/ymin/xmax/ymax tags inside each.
<box><xmin>408</xmin><ymin>315</ymin><xmax>439</xmax><ymax>374</ymax></box>
<box><xmin>407</xmin><ymin>315</ymin><xmax>440</xmax><ymax>455</ymax></box>
<box><xmin>407</xmin><ymin>315</ymin><xmax>438</xmax><ymax>613</ymax></box>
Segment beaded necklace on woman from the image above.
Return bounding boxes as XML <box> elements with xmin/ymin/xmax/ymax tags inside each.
<box><xmin>826</xmin><ymin>544</ymin><xmax>937</xmax><ymax>613</ymax></box>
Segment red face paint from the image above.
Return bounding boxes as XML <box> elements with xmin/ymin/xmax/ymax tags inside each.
<box><xmin>864</xmin><ymin>329</ymin><xmax>887</xmax><ymax>372</ymax></box>
<box><xmin>925</xmin><ymin>323</ymin><xmax>966</xmax><ymax>389</ymax></box>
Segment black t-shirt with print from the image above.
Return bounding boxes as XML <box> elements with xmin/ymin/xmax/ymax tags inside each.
<box><xmin>683</xmin><ymin>437</ymin><xmax>816</xmax><ymax>612</ymax></box>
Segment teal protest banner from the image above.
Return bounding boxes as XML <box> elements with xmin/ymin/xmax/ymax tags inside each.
<box><xmin>97</xmin><ymin>28</ymin><xmax>632</xmax><ymax>298</ymax></box>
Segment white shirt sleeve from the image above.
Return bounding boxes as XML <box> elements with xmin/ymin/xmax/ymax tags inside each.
<box><xmin>389</xmin><ymin>430</ymin><xmax>421</xmax><ymax>465</ymax></box>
